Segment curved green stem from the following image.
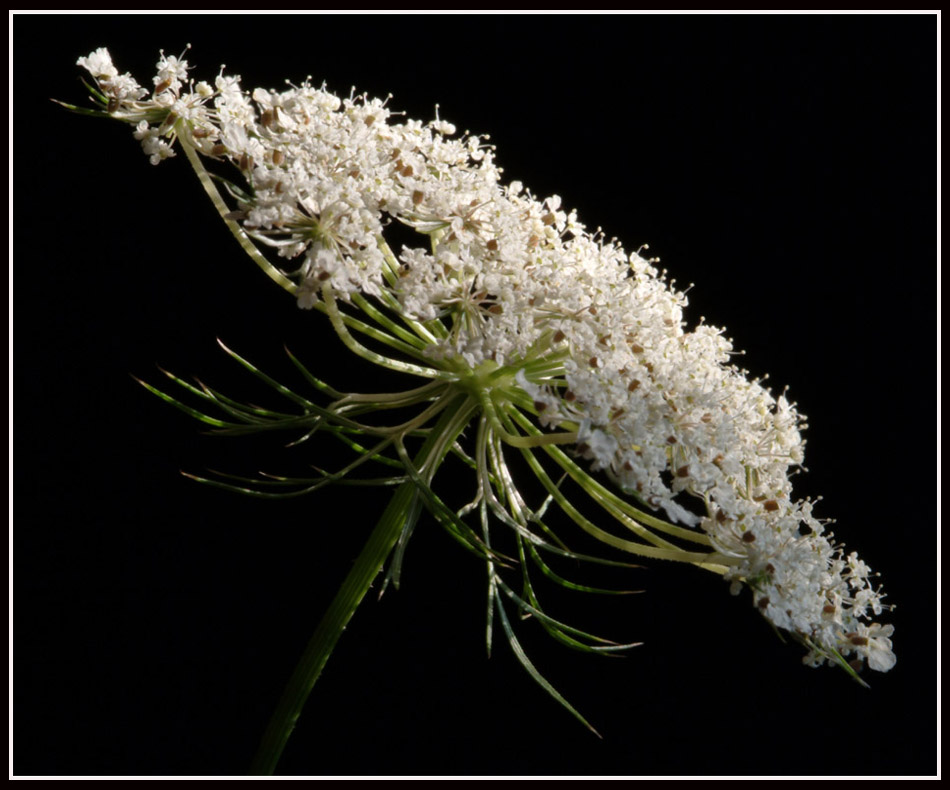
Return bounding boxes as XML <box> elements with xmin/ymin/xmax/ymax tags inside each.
<box><xmin>249</xmin><ymin>395</ymin><xmax>470</xmax><ymax>775</ymax></box>
<box><xmin>350</xmin><ymin>292</ymin><xmax>430</xmax><ymax>350</ymax></box>
<box><xmin>507</xmin><ymin>420</ymin><xmax>734</xmax><ymax>566</ymax></box>
<box><xmin>506</xmin><ymin>408</ymin><xmax>717</xmax><ymax>548</ymax></box>
<box><xmin>374</xmin><ymin>235</ymin><xmax>448</xmax><ymax>343</ymax></box>
<box><xmin>182</xmin><ymin>142</ymin><xmax>435</xmax><ymax>363</ymax></box>
<box><xmin>181</xmin><ymin>142</ymin><xmax>297</xmax><ymax>295</ymax></box>
<box><xmin>322</xmin><ymin>284</ymin><xmax>456</xmax><ymax>381</ymax></box>
<box><xmin>479</xmin><ymin>390</ymin><xmax>577</xmax><ymax>448</ymax></box>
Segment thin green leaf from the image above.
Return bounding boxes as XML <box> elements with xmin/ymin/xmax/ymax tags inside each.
<box><xmin>492</xmin><ymin>588</ymin><xmax>601</xmax><ymax>738</ymax></box>
<box><xmin>205</xmin><ymin>468</ymin><xmax>406</xmax><ymax>489</ymax></box>
<box><xmin>530</xmin><ymin>540</ymin><xmax>644</xmax><ymax>570</ymax></box>
<box><xmin>323</xmin><ymin>429</ymin><xmax>403</xmax><ymax>470</ymax></box>
<box><xmin>496</xmin><ymin>575</ymin><xmax>641</xmax><ymax>653</ymax></box>
<box><xmin>394</xmin><ymin>439</ymin><xmax>509</xmax><ymax>565</ymax></box>
<box><xmin>51</xmin><ymin>98</ymin><xmax>110</xmax><ymax>117</ymax></box>
<box><xmin>132</xmin><ymin>375</ymin><xmax>233</xmax><ymax>428</ymax></box>
<box><xmin>217</xmin><ymin>339</ymin><xmax>318</xmax><ymax>408</ymax></box>
<box><xmin>527</xmin><ymin>544</ymin><xmax>644</xmax><ymax>596</ymax></box>
<box><xmin>208</xmin><ymin>171</ymin><xmax>256</xmax><ymax>205</ymax></box>
<box><xmin>378</xmin><ymin>490</ymin><xmax>423</xmax><ymax>597</ymax></box>
<box><xmin>482</xmin><ymin>501</ymin><xmax>496</xmax><ymax>659</ymax></box>
<box><xmin>156</xmin><ymin>367</ymin><xmax>298</xmax><ymax>425</ymax></box>
<box><xmin>193</xmin><ymin>379</ymin><xmax>301</xmax><ymax>423</ymax></box>
<box><xmin>284</xmin><ymin>346</ymin><xmax>346</xmax><ymax>399</ymax></box>
<box><xmin>181</xmin><ymin>470</ymin><xmax>330</xmax><ymax>499</ymax></box>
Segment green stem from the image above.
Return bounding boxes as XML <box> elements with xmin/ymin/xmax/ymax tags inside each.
<box><xmin>181</xmin><ymin>142</ymin><xmax>431</xmax><ymax>363</ymax></box>
<box><xmin>249</xmin><ymin>394</ymin><xmax>472</xmax><ymax>775</ymax></box>
<box><xmin>180</xmin><ymin>141</ymin><xmax>297</xmax><ymax>296</ymax></box>
<box><xmin>322</xmin><ymin>284</ymin><xmax>457</xmax><ymax>381</ymax></box>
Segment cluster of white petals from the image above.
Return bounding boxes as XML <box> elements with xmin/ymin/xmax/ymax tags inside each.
<box><xmin>77</xmin><ymin>48</ymin><xmax>894</xmax><ymax>675</ymax></box>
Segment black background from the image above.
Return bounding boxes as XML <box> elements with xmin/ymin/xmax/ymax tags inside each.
<box><xmin>15</xmin><ymin>13</ymin><xmax>937</xmax><ymax>777</ymax></box>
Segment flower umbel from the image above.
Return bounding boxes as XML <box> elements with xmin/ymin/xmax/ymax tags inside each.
<box><xmin>62</xmin><ymin>47</ymin><xmax>895</xmax><ymax>772</ymax></box>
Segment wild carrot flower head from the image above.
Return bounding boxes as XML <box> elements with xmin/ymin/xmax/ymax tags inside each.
<box><xmin>66</xmin><ymin>47</ymin><xmax>895</xmax><ymax>718</ymax></box>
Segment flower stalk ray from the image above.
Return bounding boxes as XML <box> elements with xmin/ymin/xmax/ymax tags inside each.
<box><xmin>61</xmin><ymin>46</ymin><xmax>896</xmax><ymax>773</ymax></box>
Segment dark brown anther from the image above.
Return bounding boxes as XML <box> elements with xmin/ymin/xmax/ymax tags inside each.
<box><xmin>763</xmin><ymin>500</ymin><xmax>780</xmax><ymax>512</ymax></box>
<box><xmin>553</xmin><ymin>330</ymin><xmax>566</xmax><ymax>344</ymax></box>
<box><xmin>822</xmin><ymin>604</ymin><xmax>837</xmax><ymax>615</ymax></box>
<box><xmin>402</xmin><ymin>164</ymin><xmax>414</xmax><ymax>177</ymax></box>
<box><xmin>715</xmin><ymin>510</ymin><xmax>728</xmax><ymax>524</ymax></box>
<box><xmin>628</xmin><ymin>379</ymin><xmax>640</xmax><ymax>392</ymax></box>
<box><xmin>741</xmin><ymin>531</ymin><xmax>756</xmax><ymax>543</ymax></box>
<box><xmin>487</xmin><ymin>239</ymin><xmax>499</xmax><ymax>251</ymax></box>
<box><xmin>193</xmin><ymin>127</ymin><xmax>211</xmax><ymax>139</ymax></box>
<box><xmin>261</xmin><ymin>109</ymin><xmax>275</xmax><ymax>129</ymax></box>
<box><xmin>623</xmin><ymin>460</ymin><xmax>633</xmax><ymax>471</ymax></box>
<box><xmin>364</xmin><ymin>114</ymin><xmax>376</xmax><ymax>126</ymax></box>
<box><xmin>564</xmin><ymin>390</ymin><xmax>576</xmax><ymax>402</ymax></box>
<box><xmin>630</xmin><ymin>343</ymin><xmax>644</xmax><ymax>354</ymax></box>
<box><xmin>412</xmin><ymin>190</ymin><xmax>424</xmax><ymax>205</ymax></box>
<box><xmin>849</xmin><ymin>635</ymin><xmax>869</xmax><ymax>646</ymax></box>
<box><xmin>488</xmin><ymin>304</ymin><xmax>503</xmax><ymax>315</ymax></box>
<box><xmin>239</xmin><ymin>153</ymin><xmax>254</xmax><ymax>171</ymax></box>
<box><xmin>317</xmin><ymin>271</ymin><xmax>332</xmax><ymax>281</ymax></box>
<box><xmin>541</xmin><ymin>212</ymin><xmax>556</xmax><ymax>225</ymax></box>
<box><xmin>211</xmin><ymin>144</ymin><xmax>227</xmax><ymax>157</ymax></box>
<box><xmin>676</xmin><ymin>465</ymin><xmax>689</xmax><ymax>478</ymax></box>
<box><xmin>757</xmin><ymin>597</ymin><xmax>770</xmax><ymax>609</ymax></box>
<box><xmin>576</xmin><ymin>442</ymin><xmax>590</xmax><ymax>455</ymax></box>
<box><xmin>155</xmin><ymin>78</ymin><xmax>172</xmax><ymax>94</ymax></box>
<box><xmin>534</xmin><ymin>401</ymin><xmax>547</xmax><ymax>412</ymax></box>
<box><xmin>272</xmin><ymin>149</ymin><xmax>285</xmax><ymax>166</ymax></box>
<box><xmin>589</xmin><ymin>356</ymin><xmax>599</xmax><ymax>368</ymax></box>
<box><xmin>666</xmin><ymin>436</ymin><xmax>677</xmax><ymax>444</ymax></box>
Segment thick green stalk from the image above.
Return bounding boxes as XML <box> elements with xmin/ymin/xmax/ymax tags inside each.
<box><xmin>249</xmin><ymin>394</ymin><xmax>472</xmax><ymax>775</ymax></box>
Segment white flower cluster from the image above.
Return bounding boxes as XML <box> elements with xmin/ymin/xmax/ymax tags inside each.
<box><xmin>77</xmin><ymin>48</ymin><xmax>894</xmax><ymax>675</ymax></box>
